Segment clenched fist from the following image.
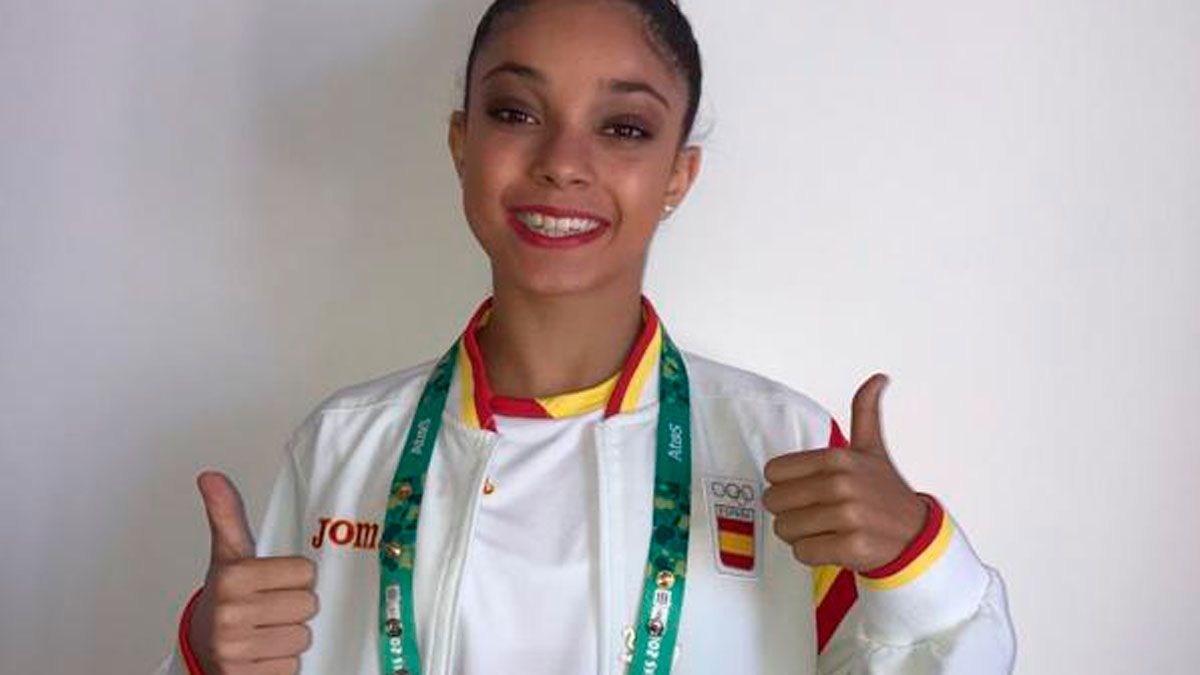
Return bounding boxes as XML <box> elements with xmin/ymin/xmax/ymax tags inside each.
<box><xmin>188</xmin><ymin>471</ymin><xmax>319</xmax><ymax>675</ymax></box>
<box><xmin>762</xmin><ymin>374</ymin><xmax>928</xmax><ymax>572</ymax></box>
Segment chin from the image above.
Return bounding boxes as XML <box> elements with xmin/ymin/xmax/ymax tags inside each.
<box><xmin>508</xmin><ymin>270</ymin><xmax>602</xmax><ymax>298</ymax></box>
<box><xmin>492</xmin><ymin>253</ymin><xmax>617</xmax><ymax>295</ymax></box>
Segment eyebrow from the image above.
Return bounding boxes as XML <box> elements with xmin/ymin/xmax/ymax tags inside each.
<box><xmin>481</xmin><ymin>61</ymin><xmax>672</xmax><ymax>110</ymax></box>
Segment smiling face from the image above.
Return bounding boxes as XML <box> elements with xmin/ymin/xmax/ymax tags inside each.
<box><xmin>449</xmin><ymin>0</ymin><xmax>701</xmax><ymax>298</ymax></box>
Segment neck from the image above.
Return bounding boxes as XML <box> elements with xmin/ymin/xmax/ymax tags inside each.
<box><xmin>475</xmin><ymin>283</ymin><xmax>645</xmax><ymax>399</ymax></box>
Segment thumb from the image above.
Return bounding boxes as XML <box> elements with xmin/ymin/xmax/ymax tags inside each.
<box><xmin>197</xmin><ymin>470</ymin><xmax>256</xmax><ymax>564</ymax></box>
<box><xmin>850</xmin><ymin>373</ymin><xmax>889</xmax><ymax>454</ymax></box>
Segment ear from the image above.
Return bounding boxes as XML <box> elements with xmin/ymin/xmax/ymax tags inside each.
<box><xmin>448</xmin><ymin>110</ymin><xmax>467</xmax><ymax>181</ymax></box>
<box><xmin>664</xmin><ymin>144</ymin><xmax>702</xmax><ymax>208</ymax></box>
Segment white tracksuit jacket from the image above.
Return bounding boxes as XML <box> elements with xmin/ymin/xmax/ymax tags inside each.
<box><xmin>159</xmin><ymin>298</ymin><xmax>1016</xmax><ymax>674</ymax></box>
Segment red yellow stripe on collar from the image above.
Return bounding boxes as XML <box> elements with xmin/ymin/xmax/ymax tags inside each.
<box><xmin>457</xmin><ymin>296</ymin><xmax>663</xmax><ymax>432</ymax></box>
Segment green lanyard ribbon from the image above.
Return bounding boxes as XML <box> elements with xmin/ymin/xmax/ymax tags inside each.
<box><xmin>378</xmin><ymin>330</ymin><xmax>692</xmax><ymax>675</ymax></box>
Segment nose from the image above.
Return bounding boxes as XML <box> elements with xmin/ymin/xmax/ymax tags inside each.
<box><xmin>529</xmin><ymin>125</ymin><xmax>594</xmax><ymax>189</ymax></box>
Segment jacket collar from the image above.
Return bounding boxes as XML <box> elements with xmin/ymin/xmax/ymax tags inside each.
<box><xmin>452</xmin><ymin>296</ymin><xmax>663</xmax><ymax>432</ymax></box>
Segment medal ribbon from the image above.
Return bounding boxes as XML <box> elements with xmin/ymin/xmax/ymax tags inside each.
<box><xmin>378</xmin><ymin>331</ymin><xmax>692</xmax><ymax>675</ymax></box>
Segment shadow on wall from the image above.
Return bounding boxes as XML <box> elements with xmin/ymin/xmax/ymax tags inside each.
<box><xmin>91</xmin><ymin>2</ymin><xmax>494</xmax><ymax>672</ymax></box>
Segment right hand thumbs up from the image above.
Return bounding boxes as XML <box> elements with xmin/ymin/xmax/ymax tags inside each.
<box><xmin>199</xmin><ymin>471</ymin><xmax>256</xmax><ymax>564</ymax></box>
<box><xmin>189</xmin><ymin>471</ymin><xmax>318</xmax><ymax>675</ymax></box>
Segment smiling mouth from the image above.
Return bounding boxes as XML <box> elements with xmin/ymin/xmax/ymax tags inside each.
<box><xmin>505</xmin><ymin>206</ymin><xmax>611</xmax><ymax>248</ymax></box>
<box><xmin>512</xmin><ymin>210</ymin><xmax>605</xmax><ymax>238</ymax></box>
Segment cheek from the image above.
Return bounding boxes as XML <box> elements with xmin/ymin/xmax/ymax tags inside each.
<box><xmin>462</xmin><ymin>132</ymin><xmax>525</xmax><ymax>220</ymax></box>
<box><xmin>466</xmin><ymin>131</ymin><xmax>523</xmax><ymax>190</ymax></box>
<box><xmin>606</xmin><ymin>154</ymin><xmax>671</xmax><ymax>224</ymax></box>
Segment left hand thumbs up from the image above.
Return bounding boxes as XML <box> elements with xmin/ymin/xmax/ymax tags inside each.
<box><xmin>850</xmin><ymin>373</ymin><xmax>888</xmax><ymax>454</ymax></box>
<box><xmin>762</xmin><ymin>373</ymin><xmax>928</xmax><ymax>571</ymax></box>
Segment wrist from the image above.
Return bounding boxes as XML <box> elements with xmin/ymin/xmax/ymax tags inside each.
<box><xmin>860</xmin><ymin>492</ymin><xmax>940</xmax><ymax>581</ymax></box>
<box><xmin>178</xmin><ymin>587</ymin><xmax>208</xmax><ymax>675</ymax></box>
<box><xmin>852</xmin><ymin>500</ymin><xmax>992</xmax><ymax>644</ymax></box>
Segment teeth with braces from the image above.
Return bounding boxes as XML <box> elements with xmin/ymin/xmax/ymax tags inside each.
<box><xmin>516</xmin><ymin>212</ymin><xmax>603</xmax><ymax>238</ymax></box>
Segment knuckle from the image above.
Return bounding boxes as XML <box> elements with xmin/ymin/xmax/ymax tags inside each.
<box><xmin>210</xmin><ymin>569</ymin><xmax>238</xmax><ymax>597</ymax></box>
<box><xmin>767</xmin><ymin>451</ymin><xmax>796</xmax><ymax>470</ymax></box>
<box><xmin>274</xmin><ymin>624</ymin><xmax>310</xmax><ymax>655</ymax></box>
<box><xmin>825</xmin><ymin>449</ymin><xmax>850</xmax><ymax>468</ymax></box>
<box><xmin>213</xmin><ymin>637</ymin><xmax>248</xmax><ymax>663</ymax></box>
<box><xmin>762</xmin><ymin>458</ymin><xmax>779</xmax><ymax>482</ymax></box>
<box><xmin>218</xmin><ymin>563</ymin><xmax>254</xmax><ymax>595</ymax></box>
<box><xmin>846</xmin><ymin>533</ymin><xmax>873</xmax><ymax>561</ymax></box>
<box><xmin>839</xmin><ymin>502</ymin><xmax>866</xmax><ymax>529</ymax></box>
<box><xmin>302</xmin><ymin>592</ymin><xmax>320</xmax><ymax>619</ymax></box>
<box><xmin>791</xmin><ymin>541</ymin><xmax>810</xmax><ymax>563</ymax></box>
<box><xmin>827</xmin><ymin>475</ymin><xmax>854</xmax><ymax>499</ymax></box>
<box><xmin>284</xmin><ymin>556</ymin><xmax>317</xmax><ymax>585</ymax></box>
<box><xmin>761</xmin><ymin>487</ymin><xmax>778</xmax><ymax>512</ymax></box>
<box><xmin>297</xmin><ymin>624</ymin><xmax>314</xmax><ymax>652</ymax></box>
<box><xmin>212</xmin><ymin>603</ymin><xmax>242</xmax><ymax>630</ymax></box>
<box><xmin>771</xmin><ymin>517</ymin><xmax>788</xmax><ymax>540</ymax></box>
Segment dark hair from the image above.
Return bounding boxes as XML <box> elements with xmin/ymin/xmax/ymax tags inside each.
<box><xmin>461</xmin><ymin>0</ymin><xmax>703</xmax><ymax>147</ymax></box>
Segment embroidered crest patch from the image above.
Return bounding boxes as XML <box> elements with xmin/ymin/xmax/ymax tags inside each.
<box><xmin>703</xmin><ymin>475</ymin><xmax>760</xmax><ymax>577</ymax></box>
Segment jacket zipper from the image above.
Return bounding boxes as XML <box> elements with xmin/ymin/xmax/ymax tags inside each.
<box><xmin>427</xmin><ymin>431</ymin><xmax>498</xmax><ymax>675</ymax></box>
<box><xmin>595</xmin><ymin>422</ymin><xmax>627</xmax><ymax>674</ymax></box>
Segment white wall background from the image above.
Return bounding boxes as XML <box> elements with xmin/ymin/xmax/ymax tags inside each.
<box><xmin>2</xmin><ymin>0</ymin><xmax>1197</xmax><ymax>673</ymax></box>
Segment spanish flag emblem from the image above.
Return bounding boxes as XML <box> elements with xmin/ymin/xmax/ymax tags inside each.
<box><xmin>704</xmin><ymin>476</ymin><xmax>759</xmax><ymax>575</ymax></box>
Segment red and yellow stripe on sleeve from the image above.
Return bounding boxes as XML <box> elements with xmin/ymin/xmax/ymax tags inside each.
<box><xmin>857</xmin><ymin>494</ymin><xmax>950</xmax><ymax>590</ymax></box>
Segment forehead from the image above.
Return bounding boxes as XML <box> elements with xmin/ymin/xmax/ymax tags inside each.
<box><xmin>472</xmin><ymin>0</ymin><xmax>685</xmax><ymax>102</ymax></box>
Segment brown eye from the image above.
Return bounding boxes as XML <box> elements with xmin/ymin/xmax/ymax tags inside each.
<box><xmin>488</xmin><ymin>107</ymin><xmax>537</xmax><ymax>125</ymax></box>
<box><xmin>603</xmin><ymin>123</ymin><xmax>650</xmax><ymax>140</ymax></box>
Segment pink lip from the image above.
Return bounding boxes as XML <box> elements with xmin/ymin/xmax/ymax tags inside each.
<box><xmin>505</xmin><ymin>205</ymin><xmax>611</xmax><ymax>249</ymax></box>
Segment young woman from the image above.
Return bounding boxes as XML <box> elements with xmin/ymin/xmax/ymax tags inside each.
<box><xmin>159</xmin><ymin>1</ymin><xmax>1015</xmax><ymax>673</ymax></box>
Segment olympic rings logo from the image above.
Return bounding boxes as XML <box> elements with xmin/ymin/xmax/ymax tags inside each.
<box><xmin>709</xmin><ymin>481</ymin><xmax>756</xmax><ymax>505</ymax></box>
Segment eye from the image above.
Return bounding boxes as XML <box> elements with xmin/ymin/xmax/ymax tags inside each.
<box><xmin>487</xmin><ymin>107</ymin><xmax>538</xmax><ymax>125</ymax></box>
<box><xmin>603</xmin><ymin>123</ymin><xmax>652</xmax><ymax>141</ymax></box>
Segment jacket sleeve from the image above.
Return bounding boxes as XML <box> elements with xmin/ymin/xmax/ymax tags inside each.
<box><xmin>154</xmin><ymin>424</ymin><xmax>312</xmax><ymax>675</ymax></box>
<box><xmin>814</xmin><ymin>420</ymin><xmax>1017</xmax><ymax>674</ymax></box>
